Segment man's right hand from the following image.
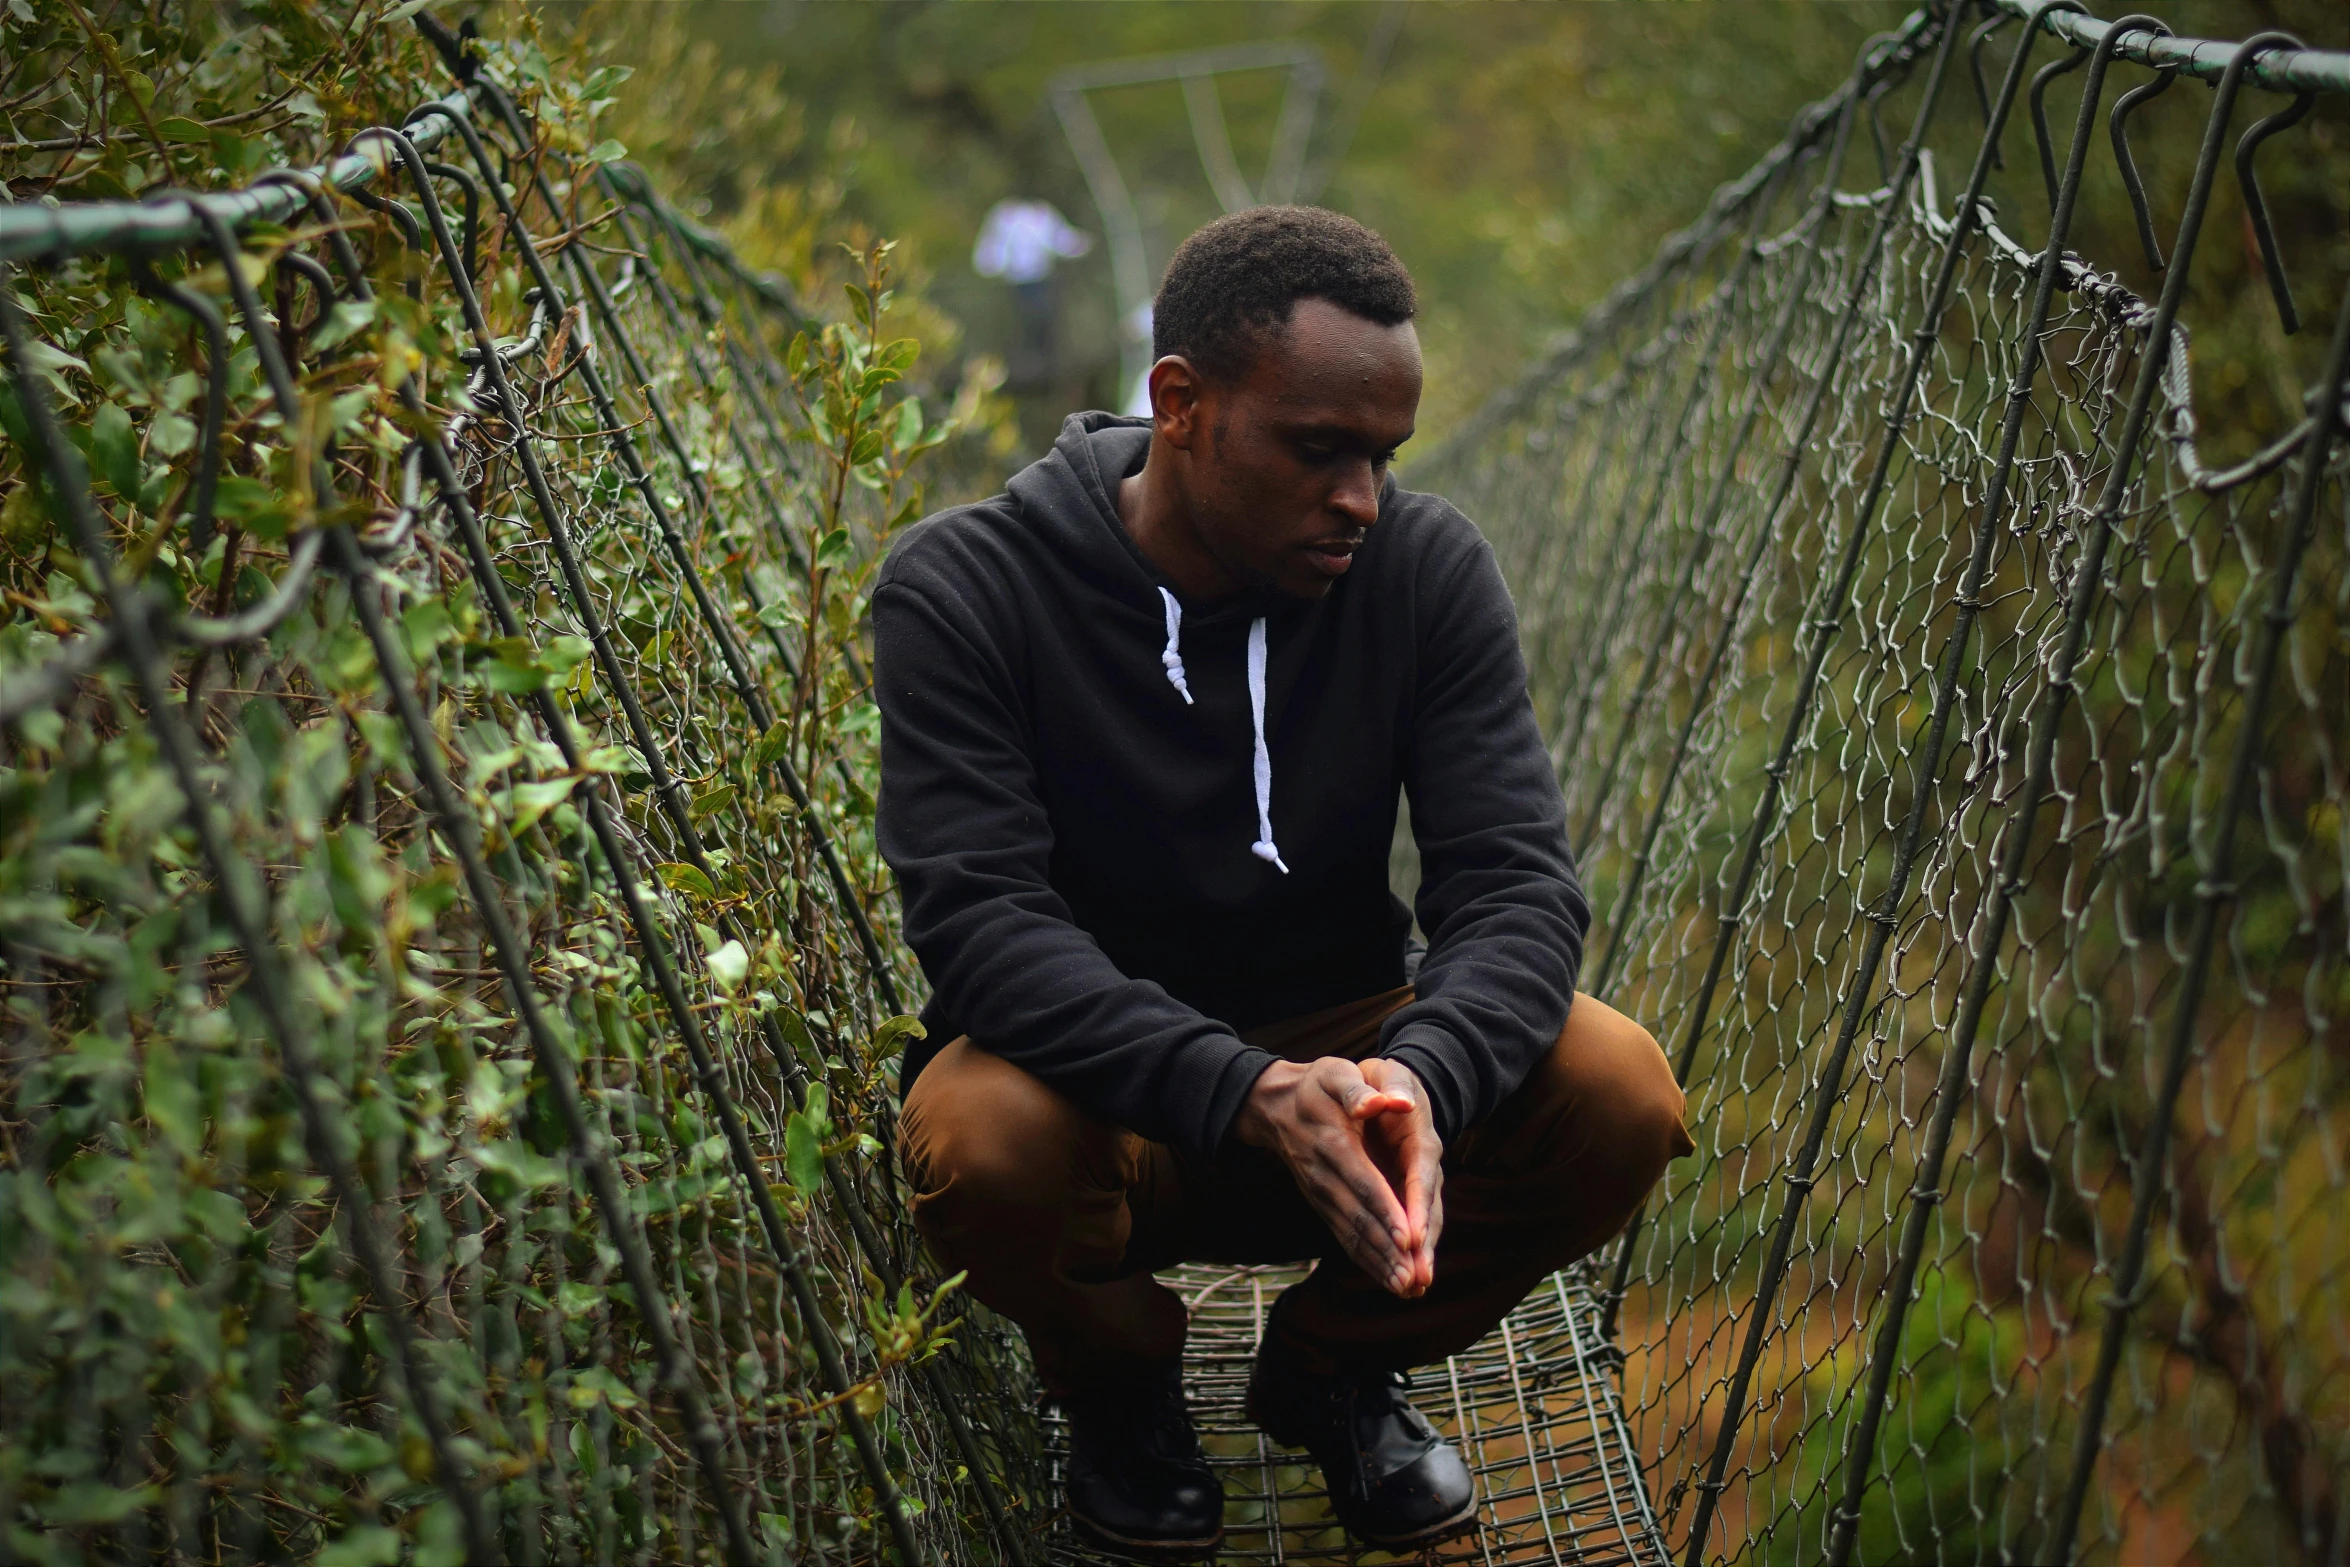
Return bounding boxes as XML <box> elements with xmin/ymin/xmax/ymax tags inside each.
<box><xmin>1232</xmin><ymin>1057</ymin><xmax>1432</xmax><ymax>1298</ymax></box>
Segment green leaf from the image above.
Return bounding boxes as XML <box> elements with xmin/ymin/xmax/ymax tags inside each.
<box><xmin>689</xmin><ymin>781</ymin><xmax>736</xmax><ymax>821</ymax></box>
<box><xmin>847</xmin><ymin>429</ymin><xmax>887</xmax><ymax>467</ymax></box>
<box><xmin>400</xmin><ymin>597</ymin><xmax>454</xmax><ymax>665</ymax></box>
<box><xmin>187</xmin><ymin>1187</ymin><xmax>248</xmax><ymax>1243</ymax></box>
<box><xmin>705</xmin><ymin>938</ymin><xmax>749</xmax><ymax>992</ymax></box>
<box><xmin>353</xmin><ymin>708</ymin><xmax>405</xmax><ymax>767</ymax></box>
<box><xmin>892</xmin><ymin>396</ymin><xmax>923</xmax><ymax>449</ymax></box>
<box><xmin>566</xmin><ymin>1365</ymin><xmax>643</xmax><ymax>1409</ymax></box>
<box><xmin>775</xmin><ymin>1008</ymin><xmax>817</xmax><ymax>1062</ymax></box>
<box><xmin>91</xmin><ymin>401</ymin><xmax>140</xmax><ymax>501</ymax></box>
<box><xmin>309</xmin><ymin>298</ymin><xmax>376</xmax><ymax>354</ymax></box>
<box><xmin>751</xmin><ymin>719</ymin><xmax>793</xmax><ymax>767</ymax></box>
<box><xmin>299</xmin><ymin>1424</ymin><xmax>398</xmax><ymax>1476</ymax></box>
<box><xmin>409</xmin><ymin>865</ymin><xmax>460</xmax><ymax>922</ymax></box>
<box><xmin>867</xmin><ymin>1014</ymin><xmax>928</xmax><ymax>1063</ymax></box>
<box><xmin>583</xmin><ymin>138</ymin><xmax>628</xmax><ymax>165</ymax></box>
<box><xmin>157</xmin><ymin>117</ymin><xmax>214</xmax><ymax>145</ymax></box>
<box><xmin>503</xmin><ymin>775</ymin><xmax>579</xmax><ymax>838</ymax></box>
<box><xmin>785</xmin><ymin>1105</ymin><xmax>826</xmax><ymax>1196</ymax></box>
<box><xmin>326</xmin><ymin>825</ymin><xmax>389</xmax><ymax>940</ymax></box>
<box><xmin>142</xmin><ymin>1041</ymin><xmax>203</xmax><ymax>1158</ymax></box>
<box><xmin>412</xmin><ymin>1499</ymin><xmax>469</xmax><ymax>1567</ymax></box>
<box><xmin>655</xmin><ymin>861</ymin><xmax>718</xmax><ymax>900</ymax></box>
<box><xmin>472</xmin><ymin>1138</ymin><xmax>565</xmax><ymax>1191</ymax></box>
<box><xmin>540</xmin><ymin>634</ymin><xmax>594</xmax><ymax>673</ymax></box>
<box><xmin>814</xmin><ymin>526</ymin><xmax>853</xmax><ymax>571</ymax></box>
<box><xmin>476</xmin><ymin>647</ymin><xmax>551</xmax><ymax>694</ymax></box>
<box><xmin>211</xmin><ymin>474</ymin><xmax>290</xmax><ymax>538</ymax></box>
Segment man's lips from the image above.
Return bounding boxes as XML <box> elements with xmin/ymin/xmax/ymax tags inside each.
<box><xmin>1304</xmin><ymin>540</ymin><xmax>1362</xmax><ymax>576</ymax></box>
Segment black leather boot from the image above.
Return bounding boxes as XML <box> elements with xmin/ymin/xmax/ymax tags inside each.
<box><xmin>1247</xmin><ymin>1348</ymin><xmax>1478</xmax><ymax>1551</ymax></box>
<box><xmin>1063</xmin><ymin>1362</ymin><xmax>1225</xmax><ymax>1561</ymax></box>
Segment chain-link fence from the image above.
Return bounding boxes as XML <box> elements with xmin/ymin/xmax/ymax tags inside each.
<box><xmin>1</xmin><ymin>14</ymin><xmax>1043</xmax><ymax>1564</ymax></box>
<box><xmin>1415</xmin><ymin>2</ymin><xmax>2350</xmax><ymax>1562</ymax></box>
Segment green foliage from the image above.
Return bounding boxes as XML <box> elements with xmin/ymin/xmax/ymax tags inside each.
<box><xmin>0</xmin><ymin>2</ymin><xmax>1033</xmax><ymax>1562</ymax></box>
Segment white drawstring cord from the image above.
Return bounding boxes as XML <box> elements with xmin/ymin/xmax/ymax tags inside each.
<box><xmin>1157</xmin><ymin>586</ymin><xmax>1193</xmax><ymax>704</ymax></box>
<box><xmin>1246</xmin><ymin>616</ymin><xmax>1288</xmax><ymax>873</ymax></box>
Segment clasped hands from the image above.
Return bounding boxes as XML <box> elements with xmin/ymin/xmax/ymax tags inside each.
<box><xmin>1232</xmin><ymin>1056</ymin><xmax>1443</xmax><ymax>1299</ymax></box>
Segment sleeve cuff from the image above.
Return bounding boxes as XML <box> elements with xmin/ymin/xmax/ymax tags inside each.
<box><xmin>1382</xmin><ymin>1025</ymin><xmax>1466</xmax><ymax>1144</ymax></box>
<box><xmin>1194</xmin><ymin>1044</ymin><xmax>1283</xmax><ymax>1156</ymax></box>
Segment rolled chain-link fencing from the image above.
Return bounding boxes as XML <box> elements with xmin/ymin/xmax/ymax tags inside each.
<box><xmin>1</xmin><ymin>20</ymin><xmax>1045</xmax><ymax>1566</ymax></box>
<box><xmin>1411</xmin><ymin>2</ymin><xmax>2350</xmax><ymax>1564</ymax></box>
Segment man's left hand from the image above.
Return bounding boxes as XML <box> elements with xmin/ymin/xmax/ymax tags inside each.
<box><xmin>1360</xmin><ymin>1058</ymin><xmax>1444</xmax><ymax>1296</ymax></box>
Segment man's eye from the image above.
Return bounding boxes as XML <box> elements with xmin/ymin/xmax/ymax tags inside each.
<box><xmin>1297</xmin><ymin>443</ymin><xmax>1336</xmax><ymax>462</ymax></box>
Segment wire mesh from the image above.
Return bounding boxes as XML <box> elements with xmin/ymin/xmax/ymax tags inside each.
<box><xmin>1414</xmin><ymin>4</ymin><xmax>2350</xmax><ymax>1564</ymax></box>
<box><xmin>0</xmin><ymin>27</ymin><xmax>1042</xmax><ymax>1565</ymax></box>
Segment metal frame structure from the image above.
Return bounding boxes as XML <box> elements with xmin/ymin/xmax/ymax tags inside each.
<box><xmin>1050</xmin><ymin>42</ymin><xmax>1326</xmax><ymax>395</ymax></box>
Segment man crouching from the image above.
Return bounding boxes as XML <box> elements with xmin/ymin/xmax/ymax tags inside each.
<box><xmin>873</xmin><ymin>205</ymin><xmax>1694</xmax><ymax>1561</ymax></box>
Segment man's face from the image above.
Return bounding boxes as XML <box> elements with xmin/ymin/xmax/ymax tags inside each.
<box><xmin>1160</xmin><ymin>298</ymin><xmax>1423</xmax><ymax>601</ymax></box>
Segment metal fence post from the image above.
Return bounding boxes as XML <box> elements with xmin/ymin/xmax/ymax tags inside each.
<box><xmin>2043</xmin><ymin>38</ymin><xmax>2334</xmax><ymax>1564</ymax></box>
<box><xmin>1811</xmin><ymin>19</ymin><xmax>2157</xmax><ymax>1562</ymax></box>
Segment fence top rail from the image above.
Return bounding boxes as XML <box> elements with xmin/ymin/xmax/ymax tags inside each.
<box><xmin>1047</xmin><ymin>40</ymin><xmax>1324</xmax><ymax>98</ymax></box>
<box><xmin>1412</xmin><ymin>0</ymin><xmax>2350</xmax><ymax>482</ymax></box>
<box><xmin>0</xmin><ymin>97</ymin><xmax>808</xmax><ymax>327</ymax></box>
<box><xmin>0</xmin><ymin>93</ymin><xmax>477</xmax><ymax>265</ymax></box>
<box><xmin>1993</xmin><ymin>0</ymin><xmax>2350</xmax><ymax>95</ymax></box>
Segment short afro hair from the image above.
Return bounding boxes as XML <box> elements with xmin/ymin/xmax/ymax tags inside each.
<box><xmin>1151</xmin><ymin>205</ymin><xmax>1416</xmax><ymax>384</ymax></box>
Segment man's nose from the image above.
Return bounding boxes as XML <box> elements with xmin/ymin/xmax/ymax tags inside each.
<box><xmin>1329</xmin><ymin>459</ymin><xmax>1381</xmax><ymax>526</ymax></box>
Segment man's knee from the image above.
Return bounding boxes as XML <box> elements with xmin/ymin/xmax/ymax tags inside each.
<box><xmin>1479</xmin><ymin>993</ymin><xmax>1693</xmax><ymax>1195</ymax></box>
<box><xmin>1558</xmin><ymin>994</ymin><xmax>1695</xmax><ymax>1180</ymax></box>
<box><xmin>904</xmin><ymin>1039</ymin><xmax>1089</xmax><ymax>1206</ymax></box>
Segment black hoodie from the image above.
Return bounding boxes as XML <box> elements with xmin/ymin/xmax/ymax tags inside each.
<box><xmin>872</xmin><ymin>414</ymin><xmax>1587</xmax><ymax>1156</ymax></box>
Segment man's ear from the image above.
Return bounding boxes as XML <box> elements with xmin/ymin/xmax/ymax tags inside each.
<box><xmin>1149</xmin><ymin>356</ymin><xmax>1205</xmax><ymax>450</ymax></box>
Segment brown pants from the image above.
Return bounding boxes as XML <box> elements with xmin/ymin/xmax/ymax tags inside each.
<box><xmin>900</xmin><ymin>988</ymin><xmax>1694</xmax><ymax>1394</ymax></box>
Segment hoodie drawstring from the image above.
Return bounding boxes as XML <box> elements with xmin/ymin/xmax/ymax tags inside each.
<box><xmin>1246</xmin><ymin>616</ymin><xmax>1288</xmax><ymax>874</ymax></box>
<box><xmin>1157</xmin><ymin>587</ymin><xmax>1193</xmax><ymax>704</ymax></box>
<box><xmin>1155</xmin><ymin>588</ymin><xmax>1284</xmax><ymax>873</ymax></box>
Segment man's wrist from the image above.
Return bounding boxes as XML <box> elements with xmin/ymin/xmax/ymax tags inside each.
<box><xmin>1204</xmin><ymin>1044</ymin><xmax>1284</xmax><ymax>1153</ymax></box>
<box><xmin>1232</xmin><ymin>1057</ymin><xmax>1307</xmax><ymax>1148</ymax></box>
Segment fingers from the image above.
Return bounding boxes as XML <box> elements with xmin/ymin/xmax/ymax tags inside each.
<box><xmin>1406</xmin><ymin>1162</ymin><xmax>1442</xmax><ymax>1291</ymax></box>
<box><xmin>1356</xmin><ymin>1057</ymin><xmax>1443</xmax><ymax>1295</ymax></box>
<box><xmin>1337</xmin><ymin>1077</ymin><xmax>1414</xmax><ymax>1123</ymax></box>
<box><xmin>1267</xmin><ymin>1058</ymin><xmax>1442</xmax><ymax>1298</ymax></box>
<box><xmin>1299</xmin><ymin>1123</ymin><xmax>1415</xmax><ymax>1294</ymax></box>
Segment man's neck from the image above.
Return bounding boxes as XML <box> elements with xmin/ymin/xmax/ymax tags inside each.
<box><xmin>1117</xmin><ymin>439</ymin><xmax>1240</xmax><ymax>600</ymax></box>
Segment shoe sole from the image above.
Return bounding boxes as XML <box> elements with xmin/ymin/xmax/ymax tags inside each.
<box><xmin>1340</xmin><ymin>1486</ymin><xmax>1482</xmax><ymax>1553</ymax></box>
<box><xmin>1069</xmin><ymin>1512</ymin><xmax>1225</xmax><ymax>1563</ymax></box>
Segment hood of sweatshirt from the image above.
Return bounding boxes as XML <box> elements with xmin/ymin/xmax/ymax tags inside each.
<box><xmin>871</xmin><ymin>411</ymin><xmax>1585</xmax><ymax>1154</ymax></box>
